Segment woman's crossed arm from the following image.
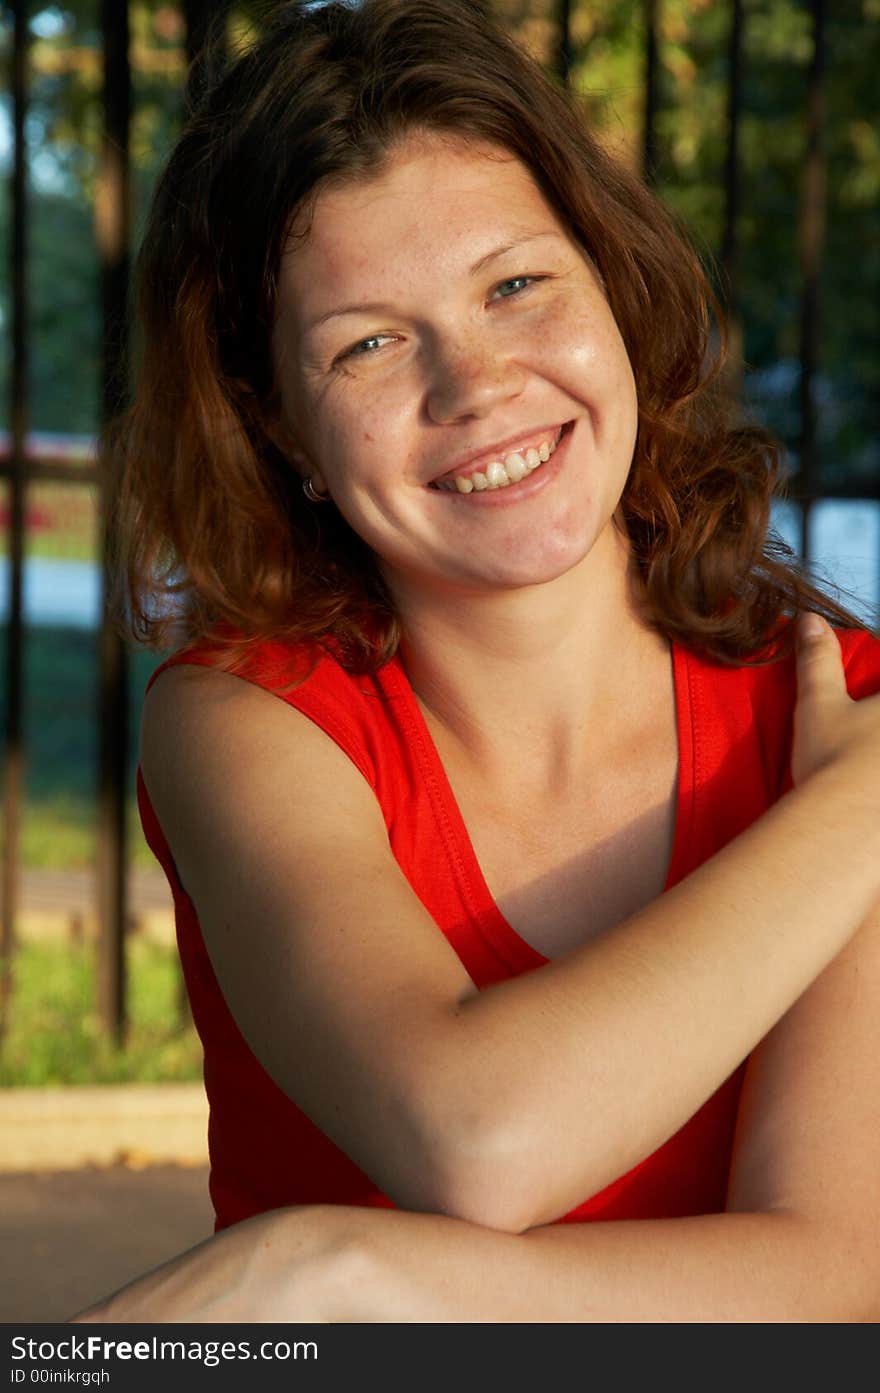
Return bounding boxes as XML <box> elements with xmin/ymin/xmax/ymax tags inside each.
<box><xmin>74</xmin><ymin>880</ymin><xmax>880</xmax><ymax>1323</ymax></box>
<box><xmin>136</xmin><ymin>619</ymin><xmax>880</xmax><ymax>1237</ymax></box>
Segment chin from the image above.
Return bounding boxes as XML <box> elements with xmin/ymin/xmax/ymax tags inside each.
<box><xmin>463</xmin><ymin>546</ymin><xmax>597</xmax><ymax>593</ymax></box>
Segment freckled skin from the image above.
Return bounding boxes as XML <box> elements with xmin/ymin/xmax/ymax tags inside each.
<box><xmin>272</xmin><ymin>133</ymin><xmax>639</xmax><ymax>603</ymax></box>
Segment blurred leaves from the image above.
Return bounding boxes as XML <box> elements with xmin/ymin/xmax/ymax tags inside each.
<box><xmin>0</xmin><ymin>0</ymin><xmax>878</xmax><ymax>482</ymax></box>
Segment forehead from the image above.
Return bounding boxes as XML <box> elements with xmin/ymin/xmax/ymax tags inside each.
<box><xmin>313</xmin><ymin>133</ymin><xmax>543</xmax><ymax>217</ymax></box>
<box><xmin>277</xmin><ymin>135</ymin><xmax>568</xmax><ymax>318</ymax></box>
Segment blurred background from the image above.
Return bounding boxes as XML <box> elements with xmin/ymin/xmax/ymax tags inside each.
<box><xmin>1</xmin><ymin>0</ymin><xmax>879</xmax><ymax>1321</ymax></box>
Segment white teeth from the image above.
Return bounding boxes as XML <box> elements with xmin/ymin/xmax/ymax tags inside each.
<box><xmin>436</xmin><ymin>427</ymin><xmax>564</xmax><ymax>493</ymax></box>
<box><xmin>504</xmin><ymin>453</ymin><xmax>527</xmax><ymax>482</ymax></box>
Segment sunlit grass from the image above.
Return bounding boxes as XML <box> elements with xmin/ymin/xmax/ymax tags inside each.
<box><xmin>18</xmin><ymin>796</ymin><xmax>158</xmax><ymax>871</ymax></box>
<box><xmin>0</xmin><ymin>939</ymin><xmax>202</xmax><ymax>1087</ymax></box>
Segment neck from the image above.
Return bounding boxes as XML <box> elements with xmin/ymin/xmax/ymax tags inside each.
<box><xmin>389</xmin><ymin>523</ymin><xmax>669</xmax><ymax>788</ymax></box>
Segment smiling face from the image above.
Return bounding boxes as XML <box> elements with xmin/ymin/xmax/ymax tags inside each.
<box><xmin>271</xmin><ymin>132</ymin><xmax>639</xmax><ymax>605</ymax></box>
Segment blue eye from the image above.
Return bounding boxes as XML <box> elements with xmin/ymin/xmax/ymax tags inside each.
<box><xmin>346</xmin><ymin>335</ymin><xmax>391</xmax><ymax>358</ymax></box>
<box><xmin>494</xmin><ymin>276</ymin><xmax>536</xmax><ymax>299</ymax></box>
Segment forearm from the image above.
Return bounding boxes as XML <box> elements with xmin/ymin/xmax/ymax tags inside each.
<box><xmin>351</xmin><ymin>1206</ymin><xmax>875</xmax><ymax>1323</ymax></box>
<box><xmin>437</xmin><ymin>763</ymin><xmax>880</xmax><ymax>1228</ymax></box>
<box><xmin>71</xmin><ymin>1199</ymin><xmax>877</xmax><ymax>1324</ymax></box>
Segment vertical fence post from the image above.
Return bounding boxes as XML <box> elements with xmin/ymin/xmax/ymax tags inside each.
<box><xmin>1</xmin><ymin>0</ymin><xmax>29</xmax><ymax>1041</ymax></box>
<box><xmin>798</xmin><ymin>0</ymin><xmax>827</xmax><ymax>566</ymax></box>
<box><xmin>555</xmin><ymin>0</ymin><xmax>572</xmax><ymax>86</ymax></box>
<box><xmin>184</xmin><ymin>0</ymin><xmax>230</xmax><ymax>95</ymax></box>
<box><xmin>96</xmin><ymin>0</ymin><xmax>131</xmax><ymax>1043</ymax></box>
<box><xmin>642</xmin><ymin>0</ymin><xmax>660</xmax><ymax>185</ymax></box>
<box><xmin>184</xmin><ymin>0</ymin><xmax>217</xmax><ymax>69</ymax></box>
<box><xmin>720</xmin><ymin>0</ymin><xmax>744</xmax><ymax>396</ymax></box>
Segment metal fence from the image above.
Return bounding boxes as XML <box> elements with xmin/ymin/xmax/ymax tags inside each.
<box><xmin>1</xmin><ymin>0</ymin><xmax>877</xmax><ymax>1042</ymax></box>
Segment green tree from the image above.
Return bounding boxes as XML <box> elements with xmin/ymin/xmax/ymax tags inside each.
<box><xmin>1</xmin><ymin>0</ymin><xmax>878</xmax><ymax>487</ymax></box>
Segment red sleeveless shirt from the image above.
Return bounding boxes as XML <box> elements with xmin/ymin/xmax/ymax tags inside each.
<box><xmin>138</xmin><ymin>625</ymin><xmax>880</xmax><ymax>1231</ymax></box>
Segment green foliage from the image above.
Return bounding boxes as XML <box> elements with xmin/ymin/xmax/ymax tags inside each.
<box><xmin>0</xmin><ymin>938</ymin><xmax>202</xmax><ymax>1086</ymax></box>
<box><xmin>2</xmin><ymin>0</ymin><xmax>878</xmax><ymax>478</ymax></box>
<box><xmin>26</xmin><ymin>193</ymin><xmax>101</xmax><ymax>433</ymax></box>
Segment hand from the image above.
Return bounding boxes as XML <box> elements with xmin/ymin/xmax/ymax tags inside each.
<box><xmin>791</xmin><ymin>612</ymin><xmax>880</xmax><ymax>793</ymax></box>
<box><xmin>70</xmin><ymin>1205</ymin><xmax>370</xmax><ymax>1324</ymax></box>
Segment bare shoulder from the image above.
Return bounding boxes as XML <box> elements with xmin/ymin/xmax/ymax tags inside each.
<box><xmin>140</xmin><ymin>660</ymin><xmax>382</xmax><ymax>828</ymax></box>
<box><xmin>140</xmin><ymin>663</ymin><xmax>245</xmax><ymax>773</ymax></box>
<box><xmin>141</xmin><ymin>659</ymin><xmax>330</xmax><ymax>767</ymax></box>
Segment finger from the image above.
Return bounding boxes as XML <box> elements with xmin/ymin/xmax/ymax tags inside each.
<box><xmin>797</xmin><ymin>611</ymin><xmax>830</xmax><ymax>646</ymax></box>
<box><xmin>795</xmin><ymin>611</ymin><xmax>845</xmax><ymax>694</ymax></box>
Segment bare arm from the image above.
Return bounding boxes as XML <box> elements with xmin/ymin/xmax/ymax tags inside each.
<box><xmin>140</xmin><ymin>618</ymin><xmax>880</xmax><ymax>1231</ymax></box>
<box><xmin>350</xmin><ymin>889</ymin><xmax>880</xmax><ymax>1322</ymax></box>
<box><xmin>72</xmin><ymin>1207</ymin><xmax>864</xmax><ymax>1324</ymax></box>
<box><xmin>75</xmin><ymin>896</ymin><xmax>880</xmax><ymax>1323</ymax></box>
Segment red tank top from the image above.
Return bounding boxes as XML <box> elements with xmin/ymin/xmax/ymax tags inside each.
<box><xmin>138</xmin><ymin>624</ymin><xmax>880</xmax><ymax>1230</ymax></box>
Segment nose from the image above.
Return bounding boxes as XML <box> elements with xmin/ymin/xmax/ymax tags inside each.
<box><xmin>425</xmin><ymin>332</ymin><xmax>526</xmax><ymax>424</ymax></box>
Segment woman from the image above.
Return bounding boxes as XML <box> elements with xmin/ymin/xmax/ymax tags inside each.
<box><xmin>79</xmin><ymin>0</ymin><xmax>880</xmax><ymax>1321</ymax></box>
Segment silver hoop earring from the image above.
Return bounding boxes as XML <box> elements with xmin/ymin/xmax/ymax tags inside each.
<box><xmin>302</xmin><ymin>476</ymin><xmax>330</xmax><ymax>504</ymax></box>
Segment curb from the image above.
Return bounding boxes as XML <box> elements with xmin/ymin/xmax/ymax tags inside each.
<box><xmin>15</xmin><ymin>908</ymin><xmax>175</xmax><ymax>945</ymax></box>
<box><xmin>0</xmin><ymin>1083</ymin><xmax>209</xmax><ymax>1172</ymax></box>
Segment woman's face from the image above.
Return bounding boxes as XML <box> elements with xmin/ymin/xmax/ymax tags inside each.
<box><xmin>272</xmin><ymin>132</ymin><xmax>638</xmax><ymax>602</ymax></box>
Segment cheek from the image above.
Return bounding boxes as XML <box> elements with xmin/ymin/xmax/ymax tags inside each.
<box><xmin>315</xmin><ymin>415</ymin><xmax>399</xmax><ymax>506</ymax></box>
<box><xmin>590</xmin><ymin>324</ymin><xmax>638</xmax><ymax>426</ymax></box>
<box><xmin>324</xmin><ymin>387</ymin><xmax>418</xmax><ymax>484</ymax></box>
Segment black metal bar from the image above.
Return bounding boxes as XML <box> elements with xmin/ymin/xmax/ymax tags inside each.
<box><xmin>797</xmin><ymin>0</ymin><xmax>827</xmax><ymax>564</ymax></box>
<box><xmin>720</xmin><ymin>0</ymin><xmax>744</xmax><ymax>394</ymax></box>
<box><xmin>0</xmin><ymin>458</ymin><xmax>97</xmax><ymax>484</ymax></box>
<box><xmin>184</xmin><ymin>0</ymin><xmax>215</xmax><ymax>69</ymax></box>
<box><xmin>555</xmin><ymin>0</ymin><xmax>572</xmax><ymax>86</ymax></box>
<box><xmin>97</xmin><ymin>0</ymin><xmax>131</xmax><ymax>1044</ymax></box>
<box><xmin>184</xmin><ymin>0</ymin><xmax>230</xmax><ymax>98</ymax></box>
<box><xmin>780</xmin><ymin>479</ymin><xmax>880</xmax><ymax>504</ymax></box>
<box><xmin>1</xmin><ymin>0</ymin><xmax>29</xmax><ymax>1043</ymax></box>
<box><xmin>642</xmin><ymin>0</ymin><xmax>661</xmax><ymax>185</ymax></box>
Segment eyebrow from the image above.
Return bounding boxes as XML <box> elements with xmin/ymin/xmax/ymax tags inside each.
<box><xmin>305</xmin><ymin>231</ymin><xmax>563</xmax><ymax>334</ymax></box>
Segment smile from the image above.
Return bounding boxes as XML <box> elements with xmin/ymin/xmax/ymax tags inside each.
<box><xmin>430</xmin><ymin>426</ymin><xmax>566</xmax><ymax>493</ymax></box>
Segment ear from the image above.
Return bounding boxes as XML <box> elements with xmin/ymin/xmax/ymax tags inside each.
<box><xmin>262</xmin><ymin>407</ymin><xmax>311</xmax><ymax>475</ymax></box>
<box><xmin>262</xmin><ymin>412</ymin><xmax>330</xmax><ymax>498</ymax></box>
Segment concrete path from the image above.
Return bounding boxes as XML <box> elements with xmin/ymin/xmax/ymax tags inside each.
<box><xmin>1</xmin><ymin>1083</ymin><xmax>209</xmax><ymax>1173</ymax></box>
<box><xmin>2</xmin><ymin>880</ymin><xmax>210</xmax><ymax>1323</ymax></box>
<box><xmin>16</xmin><ymin>866</ymin><xmax>174</xmax><ymax>943</ymax></box>
<box><xmin>0</xmin><ymin>1162</ymin><xmax>214</xmax><ymax>1323</ymax></box>
<box><xmin>18</xmin><ymin>867</ymin><xmax>172</xmax><ymax>915</ymax></box>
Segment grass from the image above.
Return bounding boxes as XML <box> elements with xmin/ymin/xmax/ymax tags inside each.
<box><xmin>0</xmin><ymin>938</ymin><xmax>202</xmax><ymax>1087</ymax></box>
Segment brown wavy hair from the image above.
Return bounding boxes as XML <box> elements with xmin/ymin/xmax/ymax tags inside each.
<box><xmin>106</xmin><ymin>0</ymin><xmax>872</xmax><ymax>673</ymax></box>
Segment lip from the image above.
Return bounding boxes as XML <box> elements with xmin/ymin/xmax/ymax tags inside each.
<box><xmin>428</xmin><ymin>422</ymin><xmax>570</xmax><ymax>488</ymax></box>
<box><xmin>429</xmin><ymin>420</ymin><xmax>575</xmax><ymax>504</ymax></box>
